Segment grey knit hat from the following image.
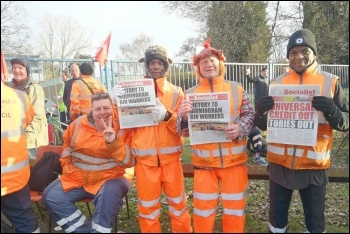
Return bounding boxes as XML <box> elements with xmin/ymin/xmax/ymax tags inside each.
<box><xmin>11</xmin><ymin>58</ymin><xmax>30</xmax><ymax>75</ymax></box>
<box><xmin>287</xmin><ymin>29</ymin><xmax>317</xmax><ymax>59</ymax></box>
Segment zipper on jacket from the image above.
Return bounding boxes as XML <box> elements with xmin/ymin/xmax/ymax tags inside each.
<box><xmin>210</xmin><ymin>80</ymin><xmax>224</xmax><ymax>167</ymax></box>
<box><xmin>291</xmin><ymin>73</ymin><xmax>304</xmax><ymax>169</ymax></box>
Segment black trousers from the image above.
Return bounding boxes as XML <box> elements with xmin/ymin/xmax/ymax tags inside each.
<box><xmin>59</xmin><ymin>111</ymin><xmax>68</xmax><ymax>130</ymax></box>
<box><xmin>1</xmin><ymin>184</ymin><xmax>39</xmax><ymax>232</ymax></box>
<box><xmin>269</xmin><ymin>180</ymin><xmax>326</xmax><ymax>233</ymax></box>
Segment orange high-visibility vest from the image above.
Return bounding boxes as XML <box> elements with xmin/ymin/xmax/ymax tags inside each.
<box><xmin>268</xmin><ymin>62</ymin><xmax>338</xmax><ymax>169</ymax></box>
<box><xmin>1</xmin><ymin>84</ymin><xmax>35</xmax><ymax>196</ymax></box>
<box><xmin>60</xmin><ymin>115</ymin><xmax>134</xmax><ymax>195</ymax></box>
<box><xmin>186</xmin><ymin>75</ymin><xmax>248</xmax><ymax>168</ymax></box>
<box><xmin>70</xmin><ymin>75</ymin><xmax>107</xmax><ymax>121</ymax></box>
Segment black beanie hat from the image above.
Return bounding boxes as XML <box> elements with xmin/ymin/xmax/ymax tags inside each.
<box><xmin>11</xmin><ymin>58</ymin><xmax>30</xmax><ymax>75</ymax></box>
<box><xmin>287</xmin><ymin>29</ymin><xmax>317</xmax><ymax>59</ymax></box>
<box><xmin>79</xmin><ymin>62</ymin><xmax>93</xmax><ymax>75</ymax></box>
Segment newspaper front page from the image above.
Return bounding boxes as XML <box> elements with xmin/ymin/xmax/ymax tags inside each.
<box><xmin>116</xmin><ymin>79</ymin><xmax>157</xmax><ymax>129</ymax></box>
<box><xmin>266</xmin><ymin>84</ymin><xmax>321</xmax><ymax>146</ymax></box>
<box><xmin>187</xmin><ymin>92</ymin><xmax>231</xmax><ymax>145</ymax></box>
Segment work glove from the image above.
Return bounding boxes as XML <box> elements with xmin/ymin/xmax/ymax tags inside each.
<box><xmin>312</xmin><ymin>96</ymin><xmax>336</xmax><ymax>116</ymax></box>
<box><xmin>256</xmin><ymin>96</ymin><xmax>274</xmax><ymax>116</ymax></box>
<box><xmin>146</xmin><ymin>98</ymin><xmax>167</xmax><ymax>121</ymax></box>
<box><xmin>110</xmin><ymin>84</ymin><xmax>125</xmax><ymax>102</ymax></box>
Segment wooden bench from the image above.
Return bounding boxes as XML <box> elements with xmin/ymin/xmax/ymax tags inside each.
<box><xmin>181</xmin><ymin>163</ymin><xmax>349</xmax><ymax>183</ymax></box>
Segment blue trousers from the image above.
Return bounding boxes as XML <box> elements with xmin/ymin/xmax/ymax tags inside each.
<box><xmin>43</xmin><ymin>178</ymin><xmax>130</xmax><ymax>233</ymax></box>
<box><xmin>1</xmin><ymin>184</ymin><xmax>39</xmax><ymax>233</ymax></box>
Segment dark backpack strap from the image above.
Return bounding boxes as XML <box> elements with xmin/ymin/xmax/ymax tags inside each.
<box><xmin>80</xmin><ymin>79</ymin><xmax>94</xmax><ymax>94</ymax></box>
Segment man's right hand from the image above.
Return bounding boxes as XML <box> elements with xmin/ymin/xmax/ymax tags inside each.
<box><xmin>180</xmin><ymin>98</ymin><xmax>193</xmax><ymax>121</ymax></box>
<box><xmin>256</xmin><ymin>96</ymin><xmax>274</xmax><ymax>116</ymax></box>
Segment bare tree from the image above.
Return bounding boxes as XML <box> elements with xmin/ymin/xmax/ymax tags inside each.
<box><xmin>118</xmin><ymin>34</ymin><xmax>153</xmax><ymax>60</ymax></box>
<box><xmin>175</xmin><ymin>36</ymin><xmax>204</xmax><ymax>61</ymax></box>
<box><xmin>267</xmin><ymin>1</ymin><xmax>303</xmax><ymax>63</ymax></box>
<box><xmin>1</xmin><ymin>1</ymin><xmax>31</xmax><ymax>54</ymax></box>
<box><xmin>34</xmin><ymin>13</ymin><xmax>93</xmax><ymax>59</ymax></box>
<box><xmin>116</xmin><ymin>34</ymin><xmax>154</xmax><ymax>77</ymax></box>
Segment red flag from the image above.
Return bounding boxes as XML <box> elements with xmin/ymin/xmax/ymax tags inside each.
<box><xmin>1</xmin><ymin>50</ymin><xmax>9</xmax><ymax>82</ymax></box>
<box><xmin>95</xmin><ymin>32</ymin><xmax>111</xmax><ymax>67</ymax></box>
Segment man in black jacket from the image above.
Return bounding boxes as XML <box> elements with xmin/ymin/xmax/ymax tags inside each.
<box><xmin>255</xmin><ymin>28</ymin><xmax>349</xmax><ymax>233</ymax></box>
<box><xmin>62</xmin><ymin>63</ymin><xmax>80</xmax><ymax>124</ymax></box>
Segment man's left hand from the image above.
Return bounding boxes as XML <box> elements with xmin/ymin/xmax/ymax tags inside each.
<box><xmin>312</xmin><ymin>96</ymin><xmax>336</xmax><ymax>116</ymax></box>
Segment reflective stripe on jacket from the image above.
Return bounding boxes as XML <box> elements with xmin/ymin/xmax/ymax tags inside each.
<box><xmin>130</xmin><ymin>77</ymin><xmax>184</xmax><ymax>166</ymax></box>
<box><xmin>7</xmin><ymin>78</ymin><xmax>48</xmax><ymax>149</ymax></box>
<box><xmin>1</xmin><ymin>84</ymin><xmax>35</xmax><ymax>196</ymax></box>
<box><xmin>185</xmin><ymin>72</ymin><xmax>248</xmax><ymax>168</ymax></box>
<box><xmin>60</xmin><ymin>114</ymin><xmax>134</xmax><ymax>195</ymax></box>
<box><xmin>268</xmin><ymin>62</ymin><xmax>337</xmax><ymax>169</ymax></box>
<box><xmin>70</xmin><ymin>75</ymin><xmax>107</xmax><ymax>121</ymax></box>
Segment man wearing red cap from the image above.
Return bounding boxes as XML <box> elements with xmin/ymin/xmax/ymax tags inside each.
<box><xmin>177</xmin><ymin>38</ymin><xmax>255</xmax><ymax>232</ymax></box>
<box><xmin>255</xmin><ymin>28</ymin><xmax>349</xmax><ymax>233</ymax></box>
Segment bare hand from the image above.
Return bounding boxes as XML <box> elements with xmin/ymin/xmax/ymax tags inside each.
<box><xmin>225</xmin><ymin>124</ymin><xmax>240</xmax><ymax>140</ymax></box>
<box><xmin>181</xmin><ymin>99</ymin><xmax>193</xmax><ymax>121</ymax></box>
<box><xmin>100</xmin><ymin>116</ymin><xmax>116</xmax><ymax>143</ymax></box>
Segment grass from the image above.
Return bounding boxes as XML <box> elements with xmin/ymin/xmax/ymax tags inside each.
<box><xmin>33</xmin><ymin>131</ymin><xmax>349</xmax><ymax>233</ymax></box>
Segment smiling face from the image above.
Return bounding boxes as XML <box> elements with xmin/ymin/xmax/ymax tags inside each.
<box><xmin>12</xmin><ymin>63</ymin><xmax>28</xmax><ymax>82</ymax></box>
<box><xmin>92</xmin><ymin>98</ymin><xmax>113</xmax><ymax>130</ymax></box>
<box><xmin>148</xmin><ymin>58</ymin><xmax>165</xmax><ymax>79</ymax></box>
<box><xmin>70</xmin><ymin>64</ymin><xmax>80</xmax><ymax>79</ymax></box>
<box><xmin>288</xmin><ymin>46</ymin><xmax>315</xmax><ymax>73</ymax></box>
<box><xmin>198</xmin><ymin>54</ymin><xmax>220</xmax><ymax>79</ymax></box>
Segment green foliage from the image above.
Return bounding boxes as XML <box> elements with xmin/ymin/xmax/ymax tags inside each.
<box><xmin>203</xmin><ymin>1</ymin><xmax>270</xmax><ymax>63</ymax></box>
<box><xmin>302</xmin><ymin>1</ymin><xmax>349</xmax><ymax>64</ymax></box>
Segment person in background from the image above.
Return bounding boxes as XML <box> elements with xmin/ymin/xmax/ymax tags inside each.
<box><xmin>245</xmin><ymin>67</ymin><xmax>268</xmax><ymax>165</ymax></box>
<box><xmin>255</xmin><ymin>28</ymin><xmax>349</xmax><ymax>233</ymax></box>
<box><xmin>70</xmin><ymin>62</ymin><xmax>107</xmax><ymax>121</ymax></box>
<box><xmin>282</xmin><ymin>65</ymin><xmax>289</xmax><ymax>75</ymax></box>
<box><xmin>43</xmin><ymin>92</ymin><xmax>134</xmax><ymax>233</ymax></box>
<box><xmin>63</xmin><ymin>63</ymin><xmax>80</xmax><ymax>124</ymax></box>
<box><xmin>6</xmin><ymin>58</ymin><xmax>48</xmax><ymax>163</ymax></box>
<box><xmin>111</xmin><ymin>45</ymin><xmax>192</xmax><ymax>233</ymax></box>
<box><xmin>1</xmin><ymin>78</ymin><xmax>40</xmax><ymax>233</ymax></box>
<box><xmin>58</xmin><ymin>70</ymin><xmax>69</xmax><ymax>130</ymax></box>
<box><xmin>177</xmin><ymin>38</ymin><xmax>255</xmax><ymax>233</ymax></box>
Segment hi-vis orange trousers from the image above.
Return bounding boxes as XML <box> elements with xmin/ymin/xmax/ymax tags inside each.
<box><xmin>193</xmin><ymin>165</ymin><xmax>248</xmax><ymax>233</ymax></box>
<box><xmin>135</xmin><ymin>160</ymin><xmax>192</xmax><ymax>233</ymax></box>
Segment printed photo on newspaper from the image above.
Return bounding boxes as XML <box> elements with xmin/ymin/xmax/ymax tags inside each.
<box><xmin>116</xmin><ymin>79</ymin><xmax>157</xmax><ymax>129</ymax></box>
<box><xmin>267</xmin><ymin>84</ymin><xmax>321</xmax><ymax>146</ymax></box>
<box><xmin>187</xmin><ymin>92</ymin><xmax>231</xmax><ymax>145</ymax></box>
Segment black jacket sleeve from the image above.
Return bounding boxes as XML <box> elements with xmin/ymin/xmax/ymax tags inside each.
<box><xmin>324</xmin><ymin>81</ymin><xmax>349</xmax><ymax>131</ymax></box>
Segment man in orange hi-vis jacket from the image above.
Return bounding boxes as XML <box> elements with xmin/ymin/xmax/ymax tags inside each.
<box><xmin>70</xmin><ymin>62</ymin><xmax>107</xmax><ymax>121</ymax></box>
<box><xmin>1</xmin><ymin>79</ymin><xmax>39</xmax><ymax>233</ymax></box>
<box><xmin>110</xmin><ymin>45</ymin><xmax>192</xmax><ymax>233</ymax></box>
<box><xmin>177</xmin><ymin>38</ymin><xmax>255</xmax><ymax>233</ymax></box>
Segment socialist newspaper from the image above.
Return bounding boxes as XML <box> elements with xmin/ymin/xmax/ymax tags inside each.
<box><xmin>116</xmin><ymin>79</ymin><xmax>157</xmax><ymax>129</ymax></box>
<box><xmin>187</xmin><ymin>92</ymin><xmax>231</xmax><ymax>145</ymax></box>
<box><xmin>266</xmin><ymin>84</ymin><xmax>321</xmax><ymax>146</ymax></box>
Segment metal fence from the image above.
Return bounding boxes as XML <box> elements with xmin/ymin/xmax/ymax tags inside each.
<box><xmin>4</xmin><ymin>57</ymin><xmax>349</xmax><ymax>106</ymax></box>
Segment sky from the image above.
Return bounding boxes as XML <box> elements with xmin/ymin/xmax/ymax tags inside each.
<box><xmin>24</xmin><ymin>1</ymin><xmax>199</xmax><ymax>61</ymax></box>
